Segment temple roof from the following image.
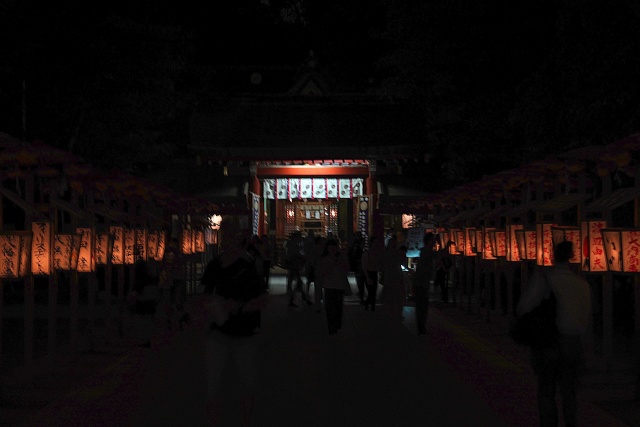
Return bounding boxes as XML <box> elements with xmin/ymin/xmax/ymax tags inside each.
<box><xmin>188</xmin><ymin>54</ymin><xmax>430</xmax><ymax>162</ymax></box>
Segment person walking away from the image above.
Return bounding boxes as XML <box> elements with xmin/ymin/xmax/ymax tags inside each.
<box><xmin>199</xmin><ymin>227</ymin><xmax>269</xmax><ymax>427</ymax></box>
<box><xmin>435</xmin><ymin>237</ymin><xmax>453</xmax><ymax>303</ymax></box>
<box><xmin>516</xmin><ymin>241</ymin><xmax>591</xmax><ymax>427</ymax></box>
<box><xmin>260</xmin><ymin>234</ymin><xmax>273</xmax><ymax>289</ymax></box>
<box><xmin>380</xmin><ymin>235</ymin><xmax>407</xmax><ymax>321</ymax></box>
<box><xmin>284</xmin><ymin>231</ymin><xmax>311</xmax><ymax>306</ymax></box>
<box><xmin>348</xmin><ymin>232</ymin><xmax>366</xmax><ymax>305</ymax></box>
<box><xmin>316</xmin><ymin>239</ymin><xmax>350</xmax><ymax>335</ymax></box>
<box><xmin>361</xmin><ymin>235</ymin><xmax>383</xmax><ymax>311</ymax></box>
<box><xmin>412</xmin><ymin>232</ymin><xmax>437</xmax><ymax>335</ymax></box>
<box><xmin>303</xmin><ymin>230</ymin><xmax>317</xmax><ymax>298</ymax></box>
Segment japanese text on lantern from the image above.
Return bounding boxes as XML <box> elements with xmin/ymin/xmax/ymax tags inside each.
<box><xmin>586</xmin><ymin>221</ymin><xmax>606</xmax><ymax>272</ymax></box>
<box><xmin>94</xmin><ymin>232</ymin><xmax>111</xmax><ymax>265</ymax></box>
<box><xmin>76</xmin><ymin>228</ymin><xmax>93</xmax><ymax>273</ymax></box>
<box><xmin>0</xmin><ymin>235</ymin><xmax>20</xmax><ymax>278</ymax></box>
<box><xmin>623</xmin><ymin>231</ymin><xmax>640</xmax><ymax>272</ymax></box>
<box><xmin>110</xmin><ymin>226</ymin><xmax>124</xmax><ymax>265</ymax></box>
<box><xmin>31</xmin><ymin>222</ymin><xmax>51</xmax><ymax>275</ymax></box>
<box><xmin>124</xmin><ymin>229</ymin><xmax>136</xmax><ymax>264</ymax></box>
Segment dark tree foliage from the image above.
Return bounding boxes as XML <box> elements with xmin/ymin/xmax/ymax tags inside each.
<box><xmin>1</xmin><ymin>0</ymin><xmax>639</xmax><ymax>191</ymax></box>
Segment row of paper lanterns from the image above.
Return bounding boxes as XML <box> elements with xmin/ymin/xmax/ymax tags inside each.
<box><xmin>0</xmin><ymin>222</ymin><xmax>216</xmax><ymax>280</ymax></box>
<box><xmin>437</xmin><ymin>220</ymin><xmax>640</xmax><ymax>273</ymax></box>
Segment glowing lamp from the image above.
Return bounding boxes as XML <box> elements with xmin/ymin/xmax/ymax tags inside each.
<box><xmin>482</xmin><ymin>227</ymin><xmax>496</xmax><ymax>260</ymax></box>
<box><xmin>506</xmin><ymin>224</ymin><xmax>523</xmax><ymax>262</ymax></box>
<box><xmin>601</xmin><ymin>228</ymin><xmax>640</xmax><ymax>273</ymax></box>
<box><xmin>475</xmin><ymin>229</ymin><xmax>484</xmax><ymax>253</ymax></box>
<box><xmin>536</xmin><ymin>223</ymin><xmax>556</xmax><ymax>266</ymax></box>
<box><xmin>110</xmin><ymin>226</ymin><xmax>124</xmax><ymax>265</ymax></box>
<box><xmin>488</xmin><ymin>229</ymin><xmax>507</xmax><ymax>257</ymax></box>
<box><xmin>135</xmin><ymin>228</ymin><xmax>147</xmax><ymax>261</ymax></box>
<box><xmin>455</xmin><ymin>229</ymin><xmax>465</xmax><ymax>254</ymax></box>
<box><xmin>515</xmin><ymin>229</ymin><xmax>537</xmax><ymax>260</ymax></box>
<box><xmin>53</xmin><ymin>233</ymin><xmax>81</xmax><ymax>271</ymax></box>
<box><xmin>401</xmin><ymin>214</ymin><xmax>415</xmax><ymax>229</ymax></box>
<box><xmin>94</xmin><ymin>232</ymin><xmax>114</xmax><ymax>265</ymax></box>
<box><xmin>76</xmin><ymin>227</ymin><xmax>94</xmax><ymax>272</ymax></box>
<box><xmin>464</xmin><ymin>227</ymin><xmax>477</xmax><ymax>256</ymax></box>
<box><xmin>581</xmin><ymin>220</ymin><xmax>607</xmax><ymax>272</ymax></box>
<box><xmin>31</xmin><ymin>222</ymin><xmax>52</xmax><ymax>275</ymax></box>
<box><xmin>195</xmin><ymin>230</ymin><xmax>205</xmax><ymax>253</ymax></box>
<box><xmin>0</xmin><ymin>231</ymin><xmax>33</xmax><ymax>279</ymax></box>
<box><xmin>209</xmin><ymin>214</ymin><xmax>222</xmax><ymax>231</ymax></box>
<box><xmin>124</xmin><ymin>228</ymin><xmax>136</xmax><ymax>265</ymax></box>
<box><xmin>182</xmin><ymin>229</ymin><xmax>194</xmax><ymax>254</ymax></box>
<box><xmin>146</xmin><ymin>230</ymin><xmax>166</xmax><ymax>261</ymax></box>
<box><xmin>551</xmin><ymin>226</ymin><xmax>581</xmax><ymax>264</ymax></box>
<box><xmin>448</xmin><ymin>229</ymin><xmax>460</xmax><ymax>255</ymax></box>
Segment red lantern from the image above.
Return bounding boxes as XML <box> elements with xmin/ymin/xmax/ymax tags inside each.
<box><xmin>536</xmin><ymin>223</ymin><xmax>556</xmax><ymax>266</ymax></box>
<box><xmin>507</xmin><ymin>224</ymin><xmax>523</xmax><ymax>262</ymax></box>
<box><xmin>482</xmin><ymin>227</ymin><xmax>496</xmax><ymax>260</ymax></box>
<box><xmin>464</xmin><ymin>227</ymin><xmax>477</xmax><ymax>257</ymax></box>
<box><xmin>182</xmin><ymin>228</ymin><xmax>194</xmax><ymax>255</ymax></box>
<box><xmin>124</xmin><ymin>228</ymin><xmax>136</xmax><ymax>265</ymax></box>
<box><xmin>515</xmin><ymin>229</ymin><xmax>537</xmax><ymax>261</ymax></box>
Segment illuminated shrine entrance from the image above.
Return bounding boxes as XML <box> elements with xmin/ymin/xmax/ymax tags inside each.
<box><xmin>283</xmin><ymin>201</ymin><xmax>339</xmax><ymax>237</ymax></box>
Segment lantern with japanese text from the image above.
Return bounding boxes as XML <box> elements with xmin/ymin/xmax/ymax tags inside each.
<box><xmin>551</xmin><ymin>226</ymin><xmax>581</xmax><ymax>264</ymax></box>
<box><xmin>110</xmin><ymin>226</ymin><xmax>124</xmax><ymax>265</ymax></box>
<box><xmin>581</xmin><ymin>220</ymin><xmax>607</xmax><ymax>272</ymax></box>
<box><xmin>448</xmin><ymin>229</ymin><xmax>459</xmax><ymax>255</ymax></box>
<box><xmin>31</xmin><ymin>221</ymin><xmax>52</xmax><ymax>276</ymax></box>
<box><xmin>464</xmin><ymin>227</ymin><xmax>477</xmax><ymax>256</ymax></box>
<box><xmin>135</xmin><ymin>228</ymin><xmax>147</xmax><ymax>261</ymax></box>
<box><xmin>506</xmin><ymin>224</ymin><xmax>523</xmax><ymax>262</ymax></box>
<box><xmin>488</xmin><ymin>229</ymin><xmax>507</xmax><ymax>257</ymax></box>
<box><xmin>515</xmin><ymin>229</ymin><xmax>537</xmax><ymax>260</ymax></box>
<box><xmin>94</xmin><ymin>232</ymin><xmax>114</xmax><ymax>266</ymax></box>
<box><xmin>182</xmin><ymin>228</ymin><xmax>194</xmax><ymax>255</ymax></box>
<box><xmin>536</xmin><ymin>223</ymin><xmax>556</xmax><ymax>266</ymax></box>
<box><xmin>437</xmin><ymin>229</ymin><xmax>450</xmax><ymax>251</ymax></box>
<box><xmin>482</xmin><ymin>227</ymin><xmax>496</xmax><ymax>260</ymax></box>
<box><xmin>75</xmin><ymin>227</ymin><xmax>94</xmax><ymax>272</ymax></box>
<box><xmin>455</xmin><ymin>229</ymin><xmax>465</xmax><ymax>254</ymax></box>
<box><xmin>124</xmin><ymin>228</ymin><xmax>136</xmax><ymax>265</ymax></box>
<box><xmin>0</xmin><ymin>231</ymin><xmax>33</xmax><ymax>279</ymax></box>
<box><xmin>601</xmin><ymin>228</ymin><xmax>640</xmax><ymax>273</ymax></box>
<box><xmin>146</xmin><ymin>230</ymin><xmax>166</xmax><ymax>261</ymax></box>
<box><xmin>474</xmin><ymin>229</ymin><xmax>484</xmax><ymax>253</ymax></box>
<box><xmin>53</xmin><ymin>233</ymin><xmax>81</xmax><ymax>271</ymax></box>
<box><xmin>194</xmin><ymin>230</ymin><xmax>205</xmax><ymax>253</ymax></box>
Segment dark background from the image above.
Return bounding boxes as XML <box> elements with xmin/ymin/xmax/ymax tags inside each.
<box><xmin>1</xmin><ymin>0</ymin><xmax>640</xmax><ymax>192</ymax></box>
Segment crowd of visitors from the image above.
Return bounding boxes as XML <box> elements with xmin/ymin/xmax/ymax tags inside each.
<box><xmin>119</xmin><ymin>228</ymin><xmax>593</xmax><ymax>426</ymax></box>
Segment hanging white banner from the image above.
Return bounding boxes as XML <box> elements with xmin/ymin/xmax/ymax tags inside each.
<box><xmin>327</xmin><ymin>179</ymin><xmax>338</xmax><ymax>198</ymax></box>
<box><xmin>263</xmin><ymin>179</ymin><xmax>275</xmax><ymax>200</ymax></box>
<box><xmin>352</xmin><ymin>178</ymin><xmax>364</xmax><ymax>196</ymax></box>
<box><xmin>289</xmin><ymin>177</ymin><xmax>300</xmax><ymax>200</ymax></box>
<box><xmin>339</xmin><ymin>179</ymin><xmax>351</xmax><ymax>198</ymax></box>
<box><xmin>300</xmin><ymin>178</ymin><xmax>313</xmax><ymax>198</ymax></box>
<box><xmin>277</xmin><ymin>178</ymin><xmax>288</xmax><ymax>200</ymax></box>
<box><xmin>313</xmin><ymin>178</ymin><xmax>327</xmax><ymax>198</ymax></box>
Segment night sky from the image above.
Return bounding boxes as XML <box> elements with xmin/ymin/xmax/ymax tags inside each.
<box><xmin>1</xmin><ymin>1</ymin><xmax>640</xmax><ymax>190</ymax></box>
